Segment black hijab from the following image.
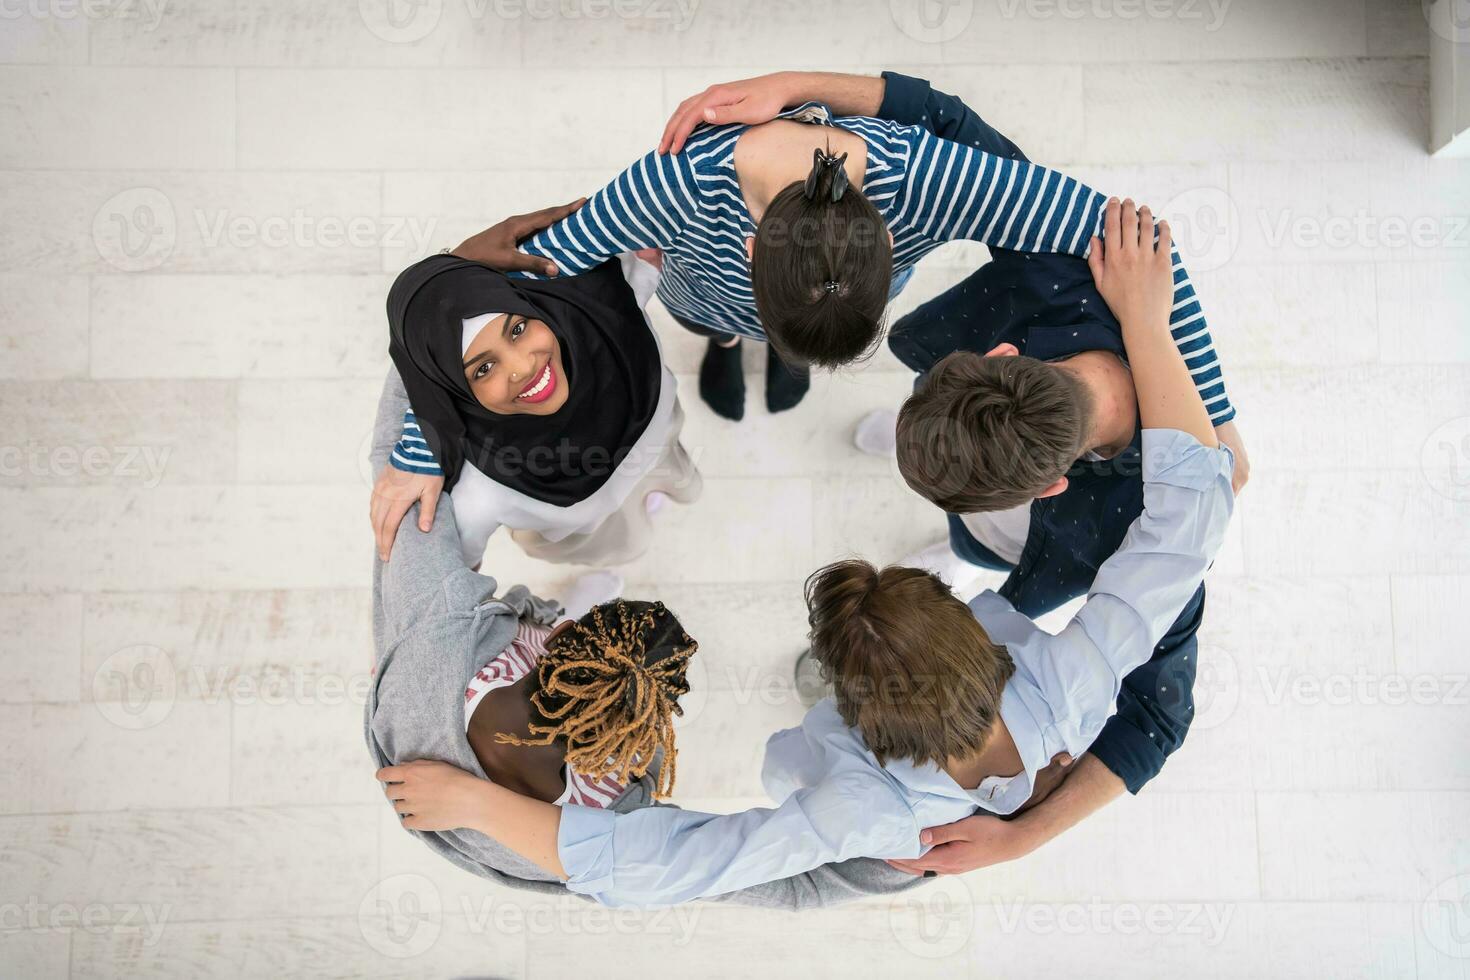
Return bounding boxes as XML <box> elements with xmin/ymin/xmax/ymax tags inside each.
<box><xmin>387</xmin><ymin>255</ymin><xmax>662</xmax><ymax>506</ymax></box>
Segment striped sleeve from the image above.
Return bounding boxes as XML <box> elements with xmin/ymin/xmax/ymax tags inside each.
<box><xmin>894</xmin><ymin>127</ymin><xmax>1234</xmax><ymax>424</ymax></box>
<box><xmin>389</xmin><ymin>412</ymin><xmax>443</xmax><ymax>476</ymax></box>
<box><xmin>514</xmin><ymin>149</ymin><xmax>702</xmax><ymax>279</ymax></box>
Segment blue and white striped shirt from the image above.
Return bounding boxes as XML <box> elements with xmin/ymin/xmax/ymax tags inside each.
<box><xmin>390</xmin><ymin>412</ymin><xmax>442</xmax><ymax>475</ymax></box>
<box><xmin>393</xmin><ymin>102</ymin><xmax>1234</xmax><ymax>472</ymax></box>
<box><xmin>515</xmin><ymin>102</ymin><xmax>1232</xmax><ymax>424</ymax></box>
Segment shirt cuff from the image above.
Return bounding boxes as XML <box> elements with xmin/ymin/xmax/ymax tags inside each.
<box><xmin>556</xmin><ymin>803</ymin><xmax>619</xmax><ymax>896</ymax></box>
<box><xmin>1089</xmin><ymin>719</ymin><xmax>1168</xmax><ymax>795</ymax></box>
<box><xmin>1140</xmin><ymin>429</ymin><xmax>1236</xmax><ymax>491</ymax></box>
<box><xmin>877</xmin><ymin>70</ymin><xmax>933</xmax><ymax>127</ymax></box>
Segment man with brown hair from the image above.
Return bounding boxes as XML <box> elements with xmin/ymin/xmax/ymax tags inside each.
<box><xmin>850</xmin><ymin>72</ymin><xmax>1250</xmax><ymax>878</ymax></box>
<box><xmin>659</xmin><ymin>66</ymin><xmax>1249</xmax><ymax>880</ymax></box>
<box><xmin>895</xmin><ymin>349</ymin><xmax>1101</xmax><ymax>515</ymax></box>
<box><xmin>803</xmin><ymin>560</ymin><xmax>1015</xmax><ymax>768</ymax></box>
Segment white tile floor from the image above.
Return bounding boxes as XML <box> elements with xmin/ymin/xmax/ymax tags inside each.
<box><xmin>2</xmin><ymin>1</ymin><xmax>1469</xmax><ymax>976</ymax></box>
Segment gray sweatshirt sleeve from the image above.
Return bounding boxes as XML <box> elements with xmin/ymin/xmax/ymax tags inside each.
<box><xmin>371</xmin><ymin>367</ymin><xmax>465</xmax><ymax>639</ymax></box>
<box><xmin>370</xmin><ymin>366</ymin><xmax>930</xmax><ymax>911</ymax></box>
<box><xmin>371</xmin><ymin>367</ymin><xmax>414</xmax><ymax>472</ymax></box>
<box><xmin>701</xmin><ymin>856</ymin><xmax>931</xmax><ymax>910</ymax></box>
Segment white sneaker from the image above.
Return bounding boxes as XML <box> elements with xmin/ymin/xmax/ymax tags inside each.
<box><xmin>559</xmin><ymin>570</ymin><xmax>625</xmax><ymax>623</ymax></box>
<box><xmin>793</xmin><ymin>648</ymin><xmax>831</xmax><ymax>708</ymax></box>
<box><xmin>853</xmin><ymin>409</ymin><xmax>898</xmax><ymax>457</ymax></box>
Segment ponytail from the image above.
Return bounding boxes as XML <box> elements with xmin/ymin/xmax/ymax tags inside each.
<box><xmin>752</xmin><ymin>146</ymin><xmax>893</xmax><ymax>368</ymax></box>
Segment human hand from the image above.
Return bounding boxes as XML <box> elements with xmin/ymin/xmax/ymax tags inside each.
<box><xmin>451</xmin><ymin>199</ymin><xmax>587</xmax><ymax>276</ymax></box>
<box><xmin>660</xmin><ymin>72</ymin><xmax>801</xmax><ymax>155</ymax></box>
<box><xmin>377</xmin><ymin>759</ymin><xmax>495</xmax><ymax>834</ymax></box>
<box><xmin>1213</xmin><ymin>419</ymin><xmax>1251</xmax><ymax>495</ymax></box>
<box><xmin>370</xmin><ymin>465</ymin><xmax>444</xmax><ymax>562</ymax></box>
<box><xmin>885</xmin><ymin>812</ymin><xmax>1040</xmax><ymax>876</ymax></box>
<box><xmin>1087</xmin><ymin>197</ymin><xmax>1174</xmax><ymax>337</ymax></box>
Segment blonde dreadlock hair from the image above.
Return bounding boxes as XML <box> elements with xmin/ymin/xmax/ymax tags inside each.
<box><xmin>495</xmin><ymin>600</ymin><xmax>697</xmax><ymax>799</ymax></box>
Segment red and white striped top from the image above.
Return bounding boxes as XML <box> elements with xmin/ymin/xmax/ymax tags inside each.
<box><xmin>464</xmin><ymin>621</ymin><xmax>628</xmax><ymax>809</ymax></box>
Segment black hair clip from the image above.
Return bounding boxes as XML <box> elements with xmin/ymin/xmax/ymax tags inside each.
<box><xmin>803</xmin><ymin>148</ymin><xmax>850</xmax><ymax>203</ymax></box>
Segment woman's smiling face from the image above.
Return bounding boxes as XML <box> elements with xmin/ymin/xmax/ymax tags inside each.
<box><xmin>462</xmin><ymin>313</ymin><xmax>570</xmax><ymax>415</ymax></box>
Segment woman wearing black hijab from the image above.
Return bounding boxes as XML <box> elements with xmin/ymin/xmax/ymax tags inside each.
<box><xmin>369</xmin><ymin>214</ymin><xmax>700</xmax><ymax>578</ymax></box>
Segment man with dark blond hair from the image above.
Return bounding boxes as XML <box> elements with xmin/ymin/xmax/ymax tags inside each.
<box><xmin>896</xmin><ymin>351</ymin><xmax>1095</xmax><ymax>514</ymax></box>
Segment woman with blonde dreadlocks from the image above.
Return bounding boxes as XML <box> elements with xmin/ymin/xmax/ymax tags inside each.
<box><xmin>459</xmin><ymin>599</ymin><xmax>694</xmax><ymax>808</ymax></box>
<box><xmin>366</xmin><ymin>342</ymin><xmax>929</xmax><ymax>907</ymax></box>
<box><xmin>363</xmin><ymin>327</ymin><xmax>699</xmax><ymax>892</ymax></box>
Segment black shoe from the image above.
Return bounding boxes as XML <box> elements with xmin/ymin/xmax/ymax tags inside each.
<box><xmin>765</xmin><ymin>344</ymin><xmax>810</xmax><ymax>413</ymax></box>
<box><xmin>699</xmin><ymin>338</ymin><xmax>745</xmax><ymax>421</ymax></box>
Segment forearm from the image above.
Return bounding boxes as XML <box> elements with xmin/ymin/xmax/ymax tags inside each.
<box><xmin>516</xmin><ymin>151</ymin><xmax>694</xmax><ymax>278</ymax></box>
<box><xmin>870</xmin><ymin>71</ymin><xmax>1233</xmax><ymax>423</ymax></box>
<box><xmin>556</xmin><ymin>784</ymin><xmax>913</xmax><ymax>907</ymax></box>
<box><xmin>781</xmin><ymin>71</ymin><xmax>886</xmax><ymax>117</ymax></box>
<box><xmin>470</xmin><ymin>782</ymin><xmax>566</xmax><ymax>879</ymax></box>
<box><xmin>1011</xmin><ymin>755</ymin><xmax>1125</xmax><ymax>851</ymax></box>
<box><xmin>1163</xmin><ymin>247</ymin><xmax>1233</xmax><ymax>426</ymax></box>
<box><xmin>1124</xmin><ymin>314</ymin><xmax>1217</xmax><ymax>446</ymax></box>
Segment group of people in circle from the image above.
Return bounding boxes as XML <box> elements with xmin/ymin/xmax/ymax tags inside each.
<box><xmin>366</xmin><ymin>69</ymin><xmax>1242</xmax><ymax>908</ymax></box>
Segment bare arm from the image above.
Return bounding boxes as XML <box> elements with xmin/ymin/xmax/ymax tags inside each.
<box><xmin>1089</xmin><ymin>198</ymin><xmax>1217</xmax><ymax>448</ymax></box>
<box><xmin>660</xmin><ymin>71</ymin><xmax>885</xmax><ymax>155</ymax></box>
<box><xmin>1010</xmin><ymin>755</ymin><xmax>1125</xmax><ymax>849</ymax></box>
<box><xmin>378</xmin><ymin>760</ymin><xmax>567</xmax><ymax>877</ymax></box>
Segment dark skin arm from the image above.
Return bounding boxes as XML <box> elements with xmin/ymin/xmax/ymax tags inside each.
<box><xmin>449</xmin><ymin>198</ymin><xmax>587</xmax><ymax>275</ymax></box>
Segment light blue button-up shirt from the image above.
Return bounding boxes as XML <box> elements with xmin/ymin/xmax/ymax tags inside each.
<box><xmin>557</xmin><ymin>429</ymin><xmax>1236</xmax><ymax>908</ymax></box>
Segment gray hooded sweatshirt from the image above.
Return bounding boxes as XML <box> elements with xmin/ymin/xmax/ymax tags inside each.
<box><xmin>365</xmin><ymin>369</ymin><xmax>926</xmax><ymax>909</ymax></box>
